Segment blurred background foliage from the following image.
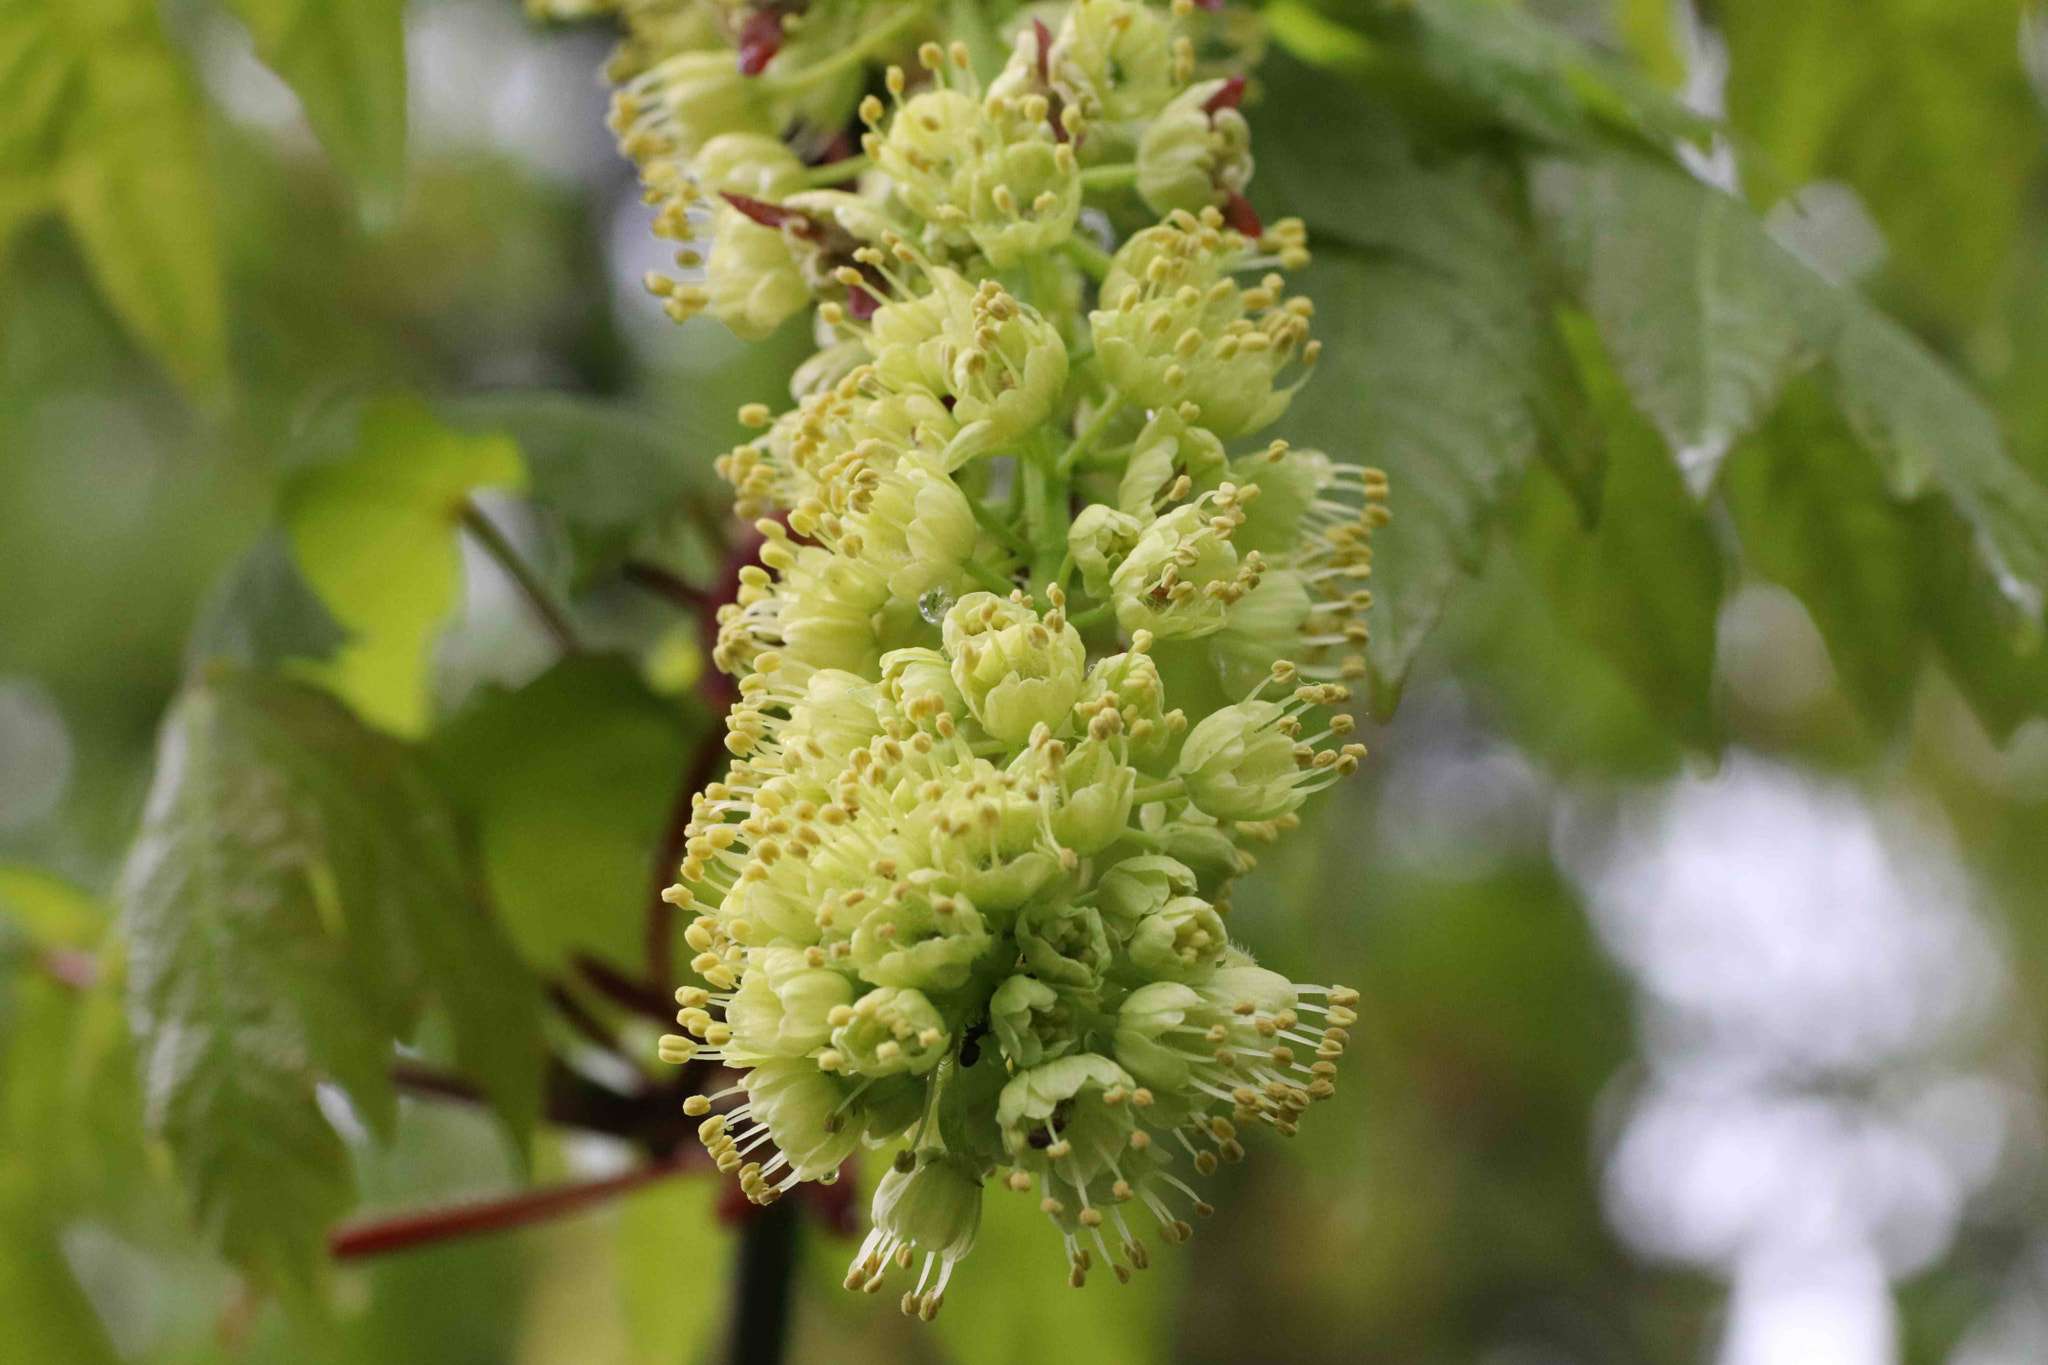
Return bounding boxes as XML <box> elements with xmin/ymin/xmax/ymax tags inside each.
<box><xmin>6</xmin><ymin>0</ymin><xmax>2048</xmax><ymax>1362</ymax></box>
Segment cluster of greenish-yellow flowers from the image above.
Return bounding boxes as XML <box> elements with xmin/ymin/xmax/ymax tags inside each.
<box><xmin>561</xmin><ymin>0</ymin><xmax>1389</xmax><ymax>1318</ymax></box>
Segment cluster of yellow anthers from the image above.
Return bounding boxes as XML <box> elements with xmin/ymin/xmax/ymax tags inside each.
<box><xmin>553</xmin><ymin>0</ymin><xmax>1390</xmax><ymax>1316</ymax></box>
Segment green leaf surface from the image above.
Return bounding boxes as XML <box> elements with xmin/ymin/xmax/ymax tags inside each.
<box><xmin>0</xmin><ymin>863</ymin><xmax>102</xmax><ymax>948</ymax></box>
<box><xmin>283</xmin><ymin>396</ymin><xmax>526</xmax><ymax>737</ymax></box>
<box><xmin>431</xmin><ymin>655</ymin><xmax>704</xmax><ymax>974</ymax></box>
<box><xmin>1830</xmin><ymin>296</ymin><xmax>2048</xmax><ymax>621</ymax></box>
<box><xmin>1521</xmin><ymin>315</ymin><xmax>1724</xmax><ymax>748</ymax></box>
<box><xmin>1723</xmin><ymin>380</ymin><xmax>1926</xmax><ymax>731</ymax></box>
<box><xmin>1257</xmin><ymin>58</ymin><xmax>1606</xmax><ymax>523</ymax></box>
<box><xmin>441</xmin><ymin>391</ymin><xmax>709</xmax><ymax>578</ymax></box>
<box><xmin>225</xmin><ymin>0</ymin><xmax>409</xmax><ymax>218</ymax></box>
<box><xmin>933</xmin><ymin>1177</ymin><xmax>1173</xmax><ymax>1365</ymax></box>
<box><xmin>1533</xmin><ymin>153</ymin><xmax>1836</xmax><ymax>494</ymax></box>
<box><xmin>0</xmin><ymin>0</ymin><xmax>227</xmax><ymax>397</ymax></box>
<box><xmin>185</xmin><ymin>529</ymin><xmax>348</xmax><ymax>675</ymax></box>
<box><xmin>0</xmin><ymin>1187</ymin><xmax>121</xmax><ymax>1365</ymax></box>
<box><xmin>1276</xmin><ymin>0</ymin><xmax>1707</xmax><ymax>149</ymax></box>
<box><xmin>118</xmin><ymin>667</ymin><xmax>541</xmax><ymax>1293</ymax></box>
<box><xmin>1277</xmin><ymin>251</ymin><xmax>1543</xmax><ymax>715</ymax></box>
<box><xmin>1716</xmin><ymin>0</ymin><xmax>2044</xmax><ymax>328</ymax></box>
<box><xmin>616</xmin><ymin>1173</ymin><xmax>728</xmax><ymax>1365</ymax></box>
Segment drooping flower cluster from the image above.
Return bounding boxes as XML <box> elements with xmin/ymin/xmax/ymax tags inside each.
<box><xmin>557</xmin><ymin>0</ymin><xmax>1389</xmax><ymax>1316</ymax></box>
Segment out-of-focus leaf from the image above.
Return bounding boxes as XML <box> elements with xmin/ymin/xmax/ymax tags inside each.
<box><xmin>933</xmin><ymin>1177</ymin><xmax>1172</xmax><ymax>1365</ymax></box>
<box><xmin>1520</xmin><ymin>315</ymin><xmax>1724</xmax><ymax>748</ymax></box>
<box><xmin>283</xmin><ymin>396</ymin><xmax>525</xmax><ymax>737</ymax></box>
<box><xmin>1831</xmin><ymin>296</ymin><xmax>2048</xmax><ymax>621</ymax></box>
<box><xmin>1716</xmin><ymin>0</ymin><xmax>2044</xmax><ymax>328</ymax></box>
<box><xmin>119</xmin><ymin>667</ymin><xmax>541</xmax><ymax>1294</ymax></box>
<box><xmin>441</xmin><ymin>391</ymin><xmax>708</xmax><ymax>578</ymax></box>
<box><xmin>225</xmin><ymin>0</ymin><xmax>409</xmax><ymax>219</ymax></box>
<box><xmin>1256</xmin><ymin>59</ymin><xmax>1606</xmax><ymax>520</ymax></box>
<box><xmin>617</xmin><ymin>1173</ymin><xmax>728</xmax><ymax>1365</ymax></box>
<box><xmin>0</xmin><ymin>1188</ymin><xmax>121</xmax><ymax>1365</ymax></box>
<box><xmin>1278</xmin><ymin>252</ymin><xmax>1542</xmax><ymax>716</ymax></box>
<box><xmin>1724</xmin><ymin>380</ymin><xmax>1925</xmax><ymax>731</ymax></box>
<box><xmin>1533</xmin><ymin>154</ymin><xmax>1837</xmax><ymax>494</ymax></box>
<box><xmin>432</xmin><ymin>655</ymin><xmax>703</xmax><ymax>973</ymax></box>
<box><xmin>1278</xmin><ymin>0</ymin><xmax>1707</xmax><ymax>149</ymax></box>
<box><xmin>185</xmin><ymin>530</ymin><xmax>348</xmax><ymax>675</ymax></box>
<box><xmin>1918</xmin><ymin>507</ymin><xmax>2048</xmax><ymax>743</ymax></box>
<box><xmin>0</xmin><ymin>0</ymin><xmax>227</xmax><ymax>397</ymax></box>
<box><xmin>0</xmin><ymin>863</ymin><xmax>102</xmax><ymax>948</ymax></box>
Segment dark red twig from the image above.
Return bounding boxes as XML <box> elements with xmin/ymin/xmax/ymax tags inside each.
<box><xmin>576</xmin><ymin>952</ymin><xmax>680</xmax><ymax>1023</ymax></box>
<box><xmin>330</xmin><ymin>1157</ymin><xmax>692</xmax><ymax>1259</ymax></box>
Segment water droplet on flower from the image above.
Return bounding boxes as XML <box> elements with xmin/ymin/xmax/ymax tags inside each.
<box><xmin>919</xmin><ymin>588</ymin><xmax>955</xmax><ymax>623</ymax></box>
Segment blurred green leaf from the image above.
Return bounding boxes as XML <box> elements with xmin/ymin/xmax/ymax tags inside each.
<box><xmin>0</xmin><ymin>863</ymin><xmax>102</xmax><ymax>948</ymax></box>
<box><xmin>1279</xmin><ymin>251</ymin><xmax>1541</xmax><ymax>716</ymax></box>
<box><xmin>1256</xmin><ymin>58</ymin><xmax>1608</xmax><ymax>520</ymax></box>
<box><xmin>119</xmin><ymin>666</ymin><xmax>541</xmax><ymax>1295</ymax></box>
<box><xmin>1521</xmin><ymin>313</ymin><xmax>1724</xmax><ymax>748</ymax></box>
<box><xmin>1716</xmin><ymin>0</ymin><xmax>2044</xmax><ymax>328</ymax></box>
<box><xmin>225</xmin><ymin>0</ymin><xmax>409</xmax><ymax>220</ymax></box>
<box><xmin>1533</xmin><ymin>153</ymin><xmax>1836</xmax><ymax>494</ymax></box>
<box><xmin>933</xmin><ymin>1177</ymin><xmax>1172</xmax><ymax>1365</ymax></box>
<box><xmin>442</xmin><ymin>391</ymin><xmax>710</xmax><ymax>580</ymax></box>
<box><xmin>283</xmin><ymin>396</ymin><xmax>526</xmax><ymax>737</ymax></box>
<box><xmin>0</xmin><ymin>1186</ymin><xmax>121</xmax><ymax>1365</ymax></box>
<box><xmin>1277</xmin><ymin>0</ymin><xmax>1707</xmax><ymax>149</ymax></box>
<box><xmin>1831</xmin><ymin>295</ymin><xmax>2048</xmax><ymax>621</ymax></box>
<box><xmin>186</xmin><ymin>530</ymin><xmax>348</xmax><ymax>675</ymax></box>
<box><xmin>432</xmin><ymin>655</ymin><xmax>704</xmax><ymax>974</ymax></box>
<box><xmin>0</xmin><ymin>0</ymin><xmax>228</xmax><ymax>397</ymax></box>
<box><xmin>1723</xmin><ymin>379</ymin><xmax>1926</xmax><ymax>731</ymax></box>
<box><xmin>616</xmin><ymin>1173</ymin><xmax>728</xmax><ymax>1365</ymax></box>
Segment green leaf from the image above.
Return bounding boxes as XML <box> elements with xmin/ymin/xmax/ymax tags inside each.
<box><xmin>1277</xmin><ymin>252</ymin><xmax>1544</xmax><ymax>715</ymax></box>
<box><xmin>1276</xmin><ymin>0</ymin><xmax>1707</xmax><ymax>149</ymax></box>
<box><xmin>1716</xmin><ymin>0</ymin><xmax>2044</xmax><ymax>328</ymax></box>
<box><xmin>616</xmin><ymin>1173</ymin><xmax>728</xmax><ymax>1365</ymax></box>
<box><xmin>0</xmin><ymin>1186</ymin><xmax>121</xmax><ymax>1365</ymax></box>
<box><xmin>1532</xmin><ymin>153</ymin><xmax>1837</xmax><ymax>494</ymax></box>
<box><xmin>932</xmin><ymin>1177</ymin><xmax>1172</xmax><ymax>1365</ymax></box>
<box><xmin>118</xmin><ymin>667</ymin><xmax>541</xmax><ymax>1294</ymax></box>
<box><xmin>1520</xmin><ymin>313</ymin><xmax>1724</xmax><ymax>748</ymax></box>
<box><xmin>1830</xmin><ymin>295</ymin><xmax>2048</xmax><ymax>620</ymax></box>
<box><xmin>1917</xmin><ymin>506</ymin><xmax>2048</xmax><ymax>743</ymax></box>
<box><xmin>0</xmin><ymin>0</ymin><xmax>227</xmax><ymax>397</ymax></box>
<box><xmin>431</xmin><ymin>656</ymin><xmax>704</xmax><ymax>974</ymax></box>
<box><xmin>1723</xmin><ymin>379</ymin><xmax>1926</xmax><ymax>731</ymax></box>
<box><xmin>0</xmin><ymin>863</ymin><xmax>102</xmax><ymax>948</ymax></box>
<box><xmin>184</xmin><ymin>529</ymin><xmax>347</xmax><ymax>675</ymax></box>
<box><xmin>283</xmin><ymin>396</ymin><xmax>526</xmax><ymax>737</ymax></box>
<box><xmin>1256</xmin><ymin>57</ymin><xmax>1606</xmax><ymax>519</ymax></box>
<box><xmin>441</xmin><ymin>391</ymin><xmax>709</xmax><ymax>579</ymax></box>
<box><xmin>224</xmin><ymin>0</ymin><xmax>409</xmax><ymax>219</ymax></box>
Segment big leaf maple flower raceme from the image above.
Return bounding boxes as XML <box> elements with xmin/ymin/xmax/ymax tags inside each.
<box><xmin>553</xmin><ymin>0</ymin><xmax>1389</xmax><ymax>1318</ymax></box>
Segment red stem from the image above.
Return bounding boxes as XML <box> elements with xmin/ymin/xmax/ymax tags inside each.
<box><xmin>330</xmin><ymin>1157</ymin><xmax>694</xmax><ymax>1259</ymax></box>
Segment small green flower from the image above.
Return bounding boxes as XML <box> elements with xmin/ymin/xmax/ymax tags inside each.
<box><xmin>943</xmin><ymin>592</ymin><xmax>1087</xmax><ymax>743</ymax></box>
<box><xmin>848</xmin><ymin>1150</ymin><xmax>986</xmax><ymax>1318</ymax></box>
<box><xmin>1125</xmin><ymin>895</ymin><xmax>1229</xmax><ymax>981</ymax></box>
<box><xmin>997</xmin><ymin>1053</ymin><xmax>1138</xmax><ymax>1184</ymax></box>
<box><xmin>725</xmin><ymin>948</ymin><xmax>857</xmax><ymax>1057</ymax></box>
<box><xmin>989</xmin><ymin>973</ymin><xmax>1084</xmax><ymax>1068</ymax></box>
<box><xmin>1092</xmin><ymin>854</ymin><xmax>1199</xmax><ymax>940</ymax></box>
<box><xmin>828</xmin><ymin>986</ymin><xmax>952</xmax><ymax>1076</ymax></box>
<box><xmin>1137</xmin><ymin>78</ymin><xmax>1253</xmax><ymax>219</ymax></box>
<box><xmin>1016</xmin><ymin>899</ymin><xmax>1113</xmax><ymax>989</ymax></box>
<box><xmin>849</xmin><ymin>869</ymin><xmax>992</xmax><ymax>991</ymax></box>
